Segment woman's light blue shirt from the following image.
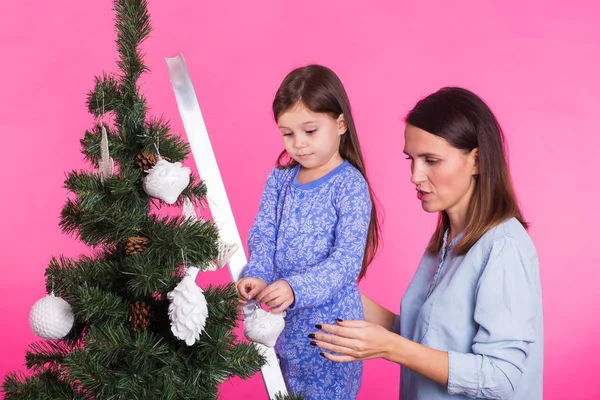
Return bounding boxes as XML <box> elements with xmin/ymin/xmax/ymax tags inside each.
<box><xmin>393</xmin><ymin>218</ymin><xmax>543</xmax><ymax>399</ymax></box>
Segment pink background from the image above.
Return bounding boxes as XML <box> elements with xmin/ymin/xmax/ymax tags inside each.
<box><xmin>1</xmin><ymin>1</ymin><xmax>599</xmax><ymax>399</ymax></box>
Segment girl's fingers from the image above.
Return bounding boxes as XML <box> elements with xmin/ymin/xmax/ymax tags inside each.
<box><xmin>256</xmin><ymin>286</ymin><xmax>278</xmax><ymax>303</ymax></box>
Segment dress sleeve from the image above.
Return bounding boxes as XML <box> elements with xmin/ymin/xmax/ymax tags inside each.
<box><xmin>242</xmin><ymin>168</ymin><xmax>280</xmax><ymax>285</ymax></box>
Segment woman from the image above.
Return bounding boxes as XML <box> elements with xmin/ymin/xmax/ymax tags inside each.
<box><xmin>309</xmin><ymin>87</ymin><xmax>544</xmax><ymax>399</ymax></box>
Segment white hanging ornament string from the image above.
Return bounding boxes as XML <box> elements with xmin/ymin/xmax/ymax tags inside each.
<box><xmin>153</xmin><ymin>141</ymin><xmax>162</xmax><ymax>160</ymax></box>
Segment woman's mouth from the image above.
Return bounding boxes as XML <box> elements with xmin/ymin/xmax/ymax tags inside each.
<box><xmin>417</xmin><ymin>190</ymin><xmax>430</xmax><ymax>201</ymax></box>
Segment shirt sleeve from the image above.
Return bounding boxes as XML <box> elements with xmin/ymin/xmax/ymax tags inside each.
<box><xmin>282</xmin><ymin>175</ymin><xmax>372</xmax><ymax>310</ymax></box>
<box><xmin>447</xmin><ymin>237</ymin><xmax>539</xmax><ymax>399</ymax></box>
<box><xmin>242</xmin><ymin>168</ymin><xmax>280</xmax><ymax>285</ymax></box>
<box><xmin>391</xmin><ymin>314</ymin><xmax>401</xmax><ymax>335</ymax></box>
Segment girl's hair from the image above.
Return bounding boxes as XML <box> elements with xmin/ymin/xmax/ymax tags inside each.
<box><xmin>405</xmin><ymin>87</ymin><xmax>528</xmax><ymax>255</ymax></box>
<box><xmin>272</xmin><ymin>64</ymin><xmax>380</xmax><ymax>280</ymax></box>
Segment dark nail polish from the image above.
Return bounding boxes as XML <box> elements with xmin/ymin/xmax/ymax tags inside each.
<box><xmin>336</xmin><ymin>318</ymin><xmax>343</xmax><ymax>322</ymax></box>
<box><xmin>308</xmin><ymin>333</ymin><xmax>316</xmax><ymax>339</ymax></box>
<box><xmin>315</xmin><ymin>324</ymin><xmax>322</xmax><ymax>330</ymax></box>
<box><xmin>319</xmin><ymin>352</ymin><xmax>326</xmax><ymax>358</ymax></box>
<box><xmin>310</xmin><ymin>340</ymin><xmax>317</xmax><ymax>346</ymax></box>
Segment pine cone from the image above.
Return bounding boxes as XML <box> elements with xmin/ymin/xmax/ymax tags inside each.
<box><xmin>128</xmin><ymin>301</ymin><xmax>152</xmax><ymax>332</ymax></box>
<box><xmin>125</xmin><ymin>236</ymin><xmax>150</xmax><ymax>256</ymax></box>
<box><xmin>136</xmin><ymin>150</ymin><xmax>169</xmax><ymax>171</ymax></box>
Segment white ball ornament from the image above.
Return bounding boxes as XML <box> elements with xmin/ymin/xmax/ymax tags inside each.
<box><xmin>143</xmin><ymin>158</ymin><xmax>191</xmax><ymax>205</ymax></box>
<box><xmin>242</xmin><ymin>299</ymin><xmax>285</xmax><ymax>348</ymax></box>
<box><xmin>29</xmin><ymin>293</ymin><xmax>74</xmax><ymax>340</ymax></box>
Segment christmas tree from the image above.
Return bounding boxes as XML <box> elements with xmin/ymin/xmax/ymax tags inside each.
<box><xmin>1</xmin><ymin>0</ymin><xmax>270</xmax><ymax>398</ymax></box>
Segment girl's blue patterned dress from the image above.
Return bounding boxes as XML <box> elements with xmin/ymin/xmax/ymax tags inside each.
<box><xmin>243</xmin><ymin>160</ymin><xmax>371</xmax><ymax>399</ymax></box>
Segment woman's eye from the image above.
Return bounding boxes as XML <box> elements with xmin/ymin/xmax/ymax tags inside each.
<box><xmin>282</xmin><ymin>132</ymin><xmax>293</xmax><ymax>137</ymax></box>
<box><xmin>426</xmin><ymin>159</ymin><xmax>439</xmax><ymax>165</ymax></box>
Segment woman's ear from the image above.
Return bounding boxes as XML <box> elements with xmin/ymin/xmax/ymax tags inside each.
<box><xmin>337</xmin><ymin>114</ymin><xmax>347</xmax><ymax>135</ymax></box>
<box><xmin>471</xmin><ymin>148</ymin><xmax>479</xmax><ymax>176</ymax></box>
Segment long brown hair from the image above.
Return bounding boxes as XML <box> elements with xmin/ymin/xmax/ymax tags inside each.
<box><xmin>272</xmin><ymin>64</ymin><xmax>380</xmax><ymax>280</ymax></box>
<box><xmin>405</xmin><ymin>87</ymin><xmax>528</xmax><ymax>255</ymax></box>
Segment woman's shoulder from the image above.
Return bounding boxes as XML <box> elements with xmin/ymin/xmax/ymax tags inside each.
<box><xmin>476</xmin><ymin>217</ymin><xmax>537</xmax><ymax>261</ymax></box>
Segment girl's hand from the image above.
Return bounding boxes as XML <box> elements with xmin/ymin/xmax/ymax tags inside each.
<box><xmin>236</xmin><ymin>277</ymin><xmax>268</xmax><ymax>305</ymax></box>
<box><xmin>256</xmin><ymin>280</ymin><xmax>295</xmax><ymax>313</ymax></box>
<box><xmin>309</xmin><ymin>320</ymin><xmax>396</xmax><ymax>362</ymax></box>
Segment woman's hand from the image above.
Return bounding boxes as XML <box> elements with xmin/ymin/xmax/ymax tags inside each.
<box><xmin>311</xmin><ymin>319</ymin><xmax>450</xmax><ymax>385</ymax></box>
<box><xmin>256</xmin><ymin>280</ymin><xmax>295</xmax><ymax>313</ymax></box>
<box><xmin>309</xmin><ymin>320</ymin><xmax>396</xmax><ymax>362</ymax></box>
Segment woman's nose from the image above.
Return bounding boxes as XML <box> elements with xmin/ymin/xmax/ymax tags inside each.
<box><xmin>410</xmin><ymin>164</ymin><xmax>426</xmax><ymax>185</ymax></box>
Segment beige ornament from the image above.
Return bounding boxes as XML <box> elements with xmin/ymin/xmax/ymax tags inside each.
<box><xmin>210</xmin><ymin>240</ymin><xmax>239</xmax><ymax>271</ymax></box>
<box><xmin>99</xmin><ymin>126</ymin><xmax>114</xmax><ymax>183</ymax></box>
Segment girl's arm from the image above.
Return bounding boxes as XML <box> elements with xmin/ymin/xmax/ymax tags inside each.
<box><xmin>282</xmin><ymin>175</ymin><xmax>371</xmax><ymax>310</ymax></box>
<box><xmin>243</xmin><ymin>168</ymin><xmax>280</xmax><ymax>285</ymax></box>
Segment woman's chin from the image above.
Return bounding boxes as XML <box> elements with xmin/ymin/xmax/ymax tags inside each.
<box><xmin>421</xmin><ymin>201</ymin><xmax>440</xmax><ymax>213</ymax></box>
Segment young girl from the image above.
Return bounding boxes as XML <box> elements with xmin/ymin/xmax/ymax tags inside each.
<box><xmin>236</xmin><ymin>64</ymin><xmax>380</xmax><ymax>399</ymax></box>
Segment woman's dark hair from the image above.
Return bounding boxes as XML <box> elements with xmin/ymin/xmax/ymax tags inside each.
<box><xmin>405</xmin><ymin>87</ymin><xmax>528</xmax><ymax>255</ymax></box>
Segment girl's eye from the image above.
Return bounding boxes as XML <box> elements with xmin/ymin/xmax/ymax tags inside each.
<box><xmin>305</xmin><ymin>129</ymin><xmax>316</xmax><ymax>135</ymax></box>
<box><xmin>426</xmin><ymin>159</ymin><xmax>439</xmax><ymax>165</ymax></box>
<box><xmin>282</xmin><ymin>132</ymin><xmax>293</xmax><ymax>137</ymax></box>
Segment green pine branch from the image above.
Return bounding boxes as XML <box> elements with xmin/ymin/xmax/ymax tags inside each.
<box><xmin>80</xmin><ymin>124</ymin><xmax>130</xmax><ymax>168</ymax></box>
<box><xmin>45</xmin><ymin>254</ymin><xmax>124</xmax><ymax>298</ymax></box>
<box><xmin>3</xmin><ymin>0</ymin><xmax>267</xmax><ymax>398</ymax></box>
<box><xmin>71</xmin><ymin>285</ymin><xmax>129</xmax><ymax>324</ymax></box>
<box><xmin>114</xmin><ymin>0</ymin><xmax>151</xmax><ymax>91</ymax></box>
<box><xmin>87</xmin><ymin>74</ymin><xmax>121</xmax><ymax>118</ymax></box>
<box><xmin>24</xmin><ymin>341</ymin><xmax>74</xmax><ymax>374</ymax></box>
<box><xmin>2</xmin><ymin>370</ymin><xmax>89</xmax><ymax>400</ymax></box>
<box><xmin>139</xmin><ymin>117</ymin><xmax>190</xmax><ymax>163</ymax></box>
<box><xmin>80</xmin><ymin>118</ymin><xmax>191</xmax><ymax>170</ymax></box>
